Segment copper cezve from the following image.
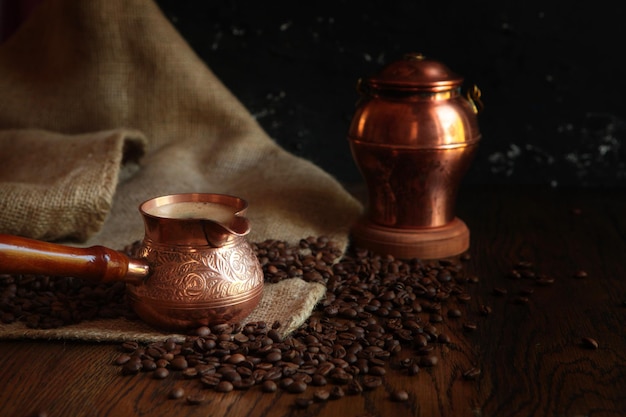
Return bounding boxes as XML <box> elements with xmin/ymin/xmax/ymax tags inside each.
<box><xmin>0</xmin><ymin>193</ymin><xmax>264</xmax><ymax>331</ymax></box>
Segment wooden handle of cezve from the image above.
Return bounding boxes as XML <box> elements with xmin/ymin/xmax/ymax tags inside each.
<box><xmin>0</xmin><ymin>234</ymin><xmax>150</xmax><ymax>283</ymax></box>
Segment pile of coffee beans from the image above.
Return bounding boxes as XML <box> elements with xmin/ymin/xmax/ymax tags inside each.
<box><xmin>0</xmin><ymin>272</ymin><xmax>135</xmax><ymax>329</ymax></box>
<box><xmin>110</xmin><ymin>236</ymin><xmax>482</xmax><ymax>406</ymax></box>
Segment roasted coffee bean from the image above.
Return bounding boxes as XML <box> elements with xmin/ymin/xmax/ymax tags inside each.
<box><xmin>227</xmin><ymin>353</ymin><xmax>246</xmax><ymax>364</ymax></box>
<box><xmin>263</xmin><ymin>368</ymin><xmax>283</xmax><ymax>381</ymax></box>
<box><xmin>492</xmin><ymin>287</ymin><xmax>508</xmax><ymax>297</ymax></box>
<box><xmin>186</xmin><ymin>393</ymin><xmax>206</xmax><ymax>405</ymax></box>
<box><xmin>141</xmin><ymin>359</ymin><xmax>157</xmax><ymax>372</ymax></box>
<box><xmin>121</xmin><ymin>341</ymin><xmax>139</xmax><ymax>353</ymax></box>
<box><xmin>508</xmin><ymin>270</ymin><xmax>522</xmax><ymax>280</ymax></box>
<box><xmin>512</xmin><ymin>296</ymin><xmax>530</xmax><ymax>305</ymax></box>
<box><xmin>212</xmin><ymin>323</ymin><xmax>233</xmax><ymax>334</ymax></box>
<box><xmin>515</xmin><ymin>261</ymin><xmax>534</xmax><ymax>270</ymax></box>
<box><xmin>200</xmin><ymin>375</ymin><xmax>220</xmax><ymax>388</ymax></box>
<box><xmin>163</xmin><ymin>338</ymin><xmax>177</xmax><ymax>352</ymax></box>
<box><xmin>535</xmin><ymin>276</ymin><xmax>555</xmax><ymax>286</ymax></box>
<box><xmin>369</xmin><ymin>366</ymin><xmax>386</xmax><ymax>376</ymax></box>
<box><xmin>423</xmin><ymin>324</ymin><xmax>439</xmax><ymax>339</ymax></box>
<box><xmin>463</xmin><ymin>322</ymin><xmax>478</xmax><ymax>332</ymax></box>
<box><xmin>462</xmin><ymin>367</ymin><xmax>482</xmax><ymax>380</ymax></box>
<box><xmin>391</xmin><ymin>390</ymin><xmax>409</xmax><ymax>402</ymax></box>
<box><xmin>456</xmin><ymin>293</ymin><xmax>472</xmax><ymax>303</ymax></box>
<box><xmin>313</xmin><ymin>389</ymin><xmax>330</xmax><ymax>402</ymax></box>
<box><xmin>316</xmin><ymin>362</ymin><xmax>335</xmax><ymax>376</ymax></box>
<box><xmin>182</xmin><ymin>367</ymin><xmax>198</xmax><ymax>379</ymax></box>
<box><xmin>114</xmin><ymin>354</ymin><xmax>131</xmax><ymax>366</ymax></box>
<box><xmin>581</xmin><ymin>337</ymin><xmax>599</xmax><ymax>350</ymax></box>
<box><xmin>280</xmin><ymin>377</ymin><xmax>295</xmax><ymax>390</ymax></box>
<box><xmin>153</xmin><ymin>367</ymin><xmax>169</xmax><ymax>379</ymax></box>
<box><xmin>573</xmin><ymin>270</ymin><xmax>588</xmax><ymax>279</ymax></box>
<box><xmin>168</xmin><ymin>387</ymin><xmax>184</xmax><ymax>399</ymax></box>
<box><xmin>362</xmin><ymin>375</ymin><xmax>383</xmax><ymax>390</ymax></box>
<box><xmin>479</xmin><ymin>305</ymin><xmax>492</xmax><ymax>316</ymax></box>
<box><xmin>287</xmin><ymin>380</ymin><xmax>308</xmax><ymax>394</ymax></box>
<box><xmin>346</xmin><ymin>379</ymin><xmax>363</xmax><ymax>395</ymax></box>
<box><xmin>368</xmin><ymin>357</ymin><xmax>386</xmax><ymax>367</ymax></box>
<box><xmin>121</xmin><ymin>360</ymin><xmax>142</xmax><ymax>375</ymax></box>
<box><xmin>170</xmin><ymin>356</ymin><xmax>188</xmax><ymax>370</ymax></box>
<box><xmin>146</xmin><ymin>347</ymin><xmax>164</xmax><ymax>359</ymax></box>
<box><xmin>407</xmin><ymin>363</ymin><xmax>420</xmax><ymax>376</ymax></box>
<box><xmin>330</xmin><ymin>368</ymin><xmax>352</xmax><ymax>384</ymax></box>
<box><xmin>520</xmin><ymin>287</ymin><xmax>535</xmax><ymax>296</ymax></box>
<box><xmin>399</xmin><ymin>357</ymin><xmax>414</xmax><ymax>368</ymax></box>
<box><xmin>311</xmin><ymin>374</ymin><xmax>327</xmax><ymax>386</ymax></box>
<box><xmin>262</xmin><ymin>380</ymin><xmax>278</xmax><ymax>393</ymax></box>
<box><xmin>413</xmin><ymin>334</ymin><xmax>428</xmax><ymax>348</ymax></box>
<box><xmin>329</xmin><ymin>386</ymin><xmax>345</xmax><ymax>400</ymax></box>
<box><xmin>194</xmin><ymin>326</ymin><xmax>211</xmax><ymax>337</ymax></box>
<box><xmin>232</xmin><ymin>378</ymin><xmax>256</xmax><ymax>390</ymax></box>
<box><xmin>295</xmin><ymin>397</ymin><xmax>313</xmax><ymax>409</ymax></box>
<box><xmin>216</xmin><ymin>381</ymin><xmax>234</xmax><ymax>393</ymax></box>
<box><xmin>265</xmin><ymin>351</ymin><xmax>282</xmax><ymax>363</ymax></box>
<box><xmin>429</xmin><ymin>313</ymin><xmax>443</xmax><ymax>323</ymax></box>
<box><xmin>221</xmin><ymin>369</ymin><xmax>242</xmax><ymax>383</ymax></box>
<box><xmin>294</xmin><ymin>373</ymin><xmax>313</xmax><ymax>385</ymax></box>
<box><xmin>419</xmin><ymin>355</ymin><xmax>439</xmax><ymax>367</ymax></box>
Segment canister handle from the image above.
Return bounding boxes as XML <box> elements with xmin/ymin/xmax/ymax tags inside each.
<box><xmin>466</xmin><ymin>84</ymin><xmax>484</xmax><ymax>114</ymax></box>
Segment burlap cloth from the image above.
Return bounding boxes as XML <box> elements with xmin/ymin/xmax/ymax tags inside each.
<box><xmin>0</xmin><ymin>0</ymin><xmax>362</xmax><ymax>342</ymax></box>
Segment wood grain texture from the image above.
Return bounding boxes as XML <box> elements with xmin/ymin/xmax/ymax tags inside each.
<box><xmin>1</xmin><ymin>186</ymin><xmax>626</xmax><ymax>417</ymax></box>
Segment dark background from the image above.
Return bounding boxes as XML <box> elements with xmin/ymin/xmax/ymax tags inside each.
<box><xmin>161</xmin><ymin>1</ymin><xmax>623</xmax><ymax>188</ymax></box>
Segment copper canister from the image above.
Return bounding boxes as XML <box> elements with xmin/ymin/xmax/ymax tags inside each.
<box><xmin>348</xmin><ymin>53</ymin><xmax>482</xmax><ymax>259</ymax></box>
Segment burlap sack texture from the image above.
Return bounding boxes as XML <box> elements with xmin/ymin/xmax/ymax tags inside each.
<box><xmin>0</xmin><ymin>0</ymin><xmax>363</xmax><ymax>341</ymax></box>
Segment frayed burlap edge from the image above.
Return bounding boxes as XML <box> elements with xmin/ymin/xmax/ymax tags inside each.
<box><xmin>0</xmin><ymin>279</ymin><xmax>326</xmax><ymax>344</ymax></box>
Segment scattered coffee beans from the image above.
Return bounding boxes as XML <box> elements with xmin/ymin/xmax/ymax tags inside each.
<box><xmin>3</xmin><ymin>235</ymin><xmax>592</xmax><ymax>408</ymax></box>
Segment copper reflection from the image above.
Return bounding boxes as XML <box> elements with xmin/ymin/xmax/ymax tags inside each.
<box><xmin>350</xmin><ymin>142</ymin><xmax>478</xmax><ymax>228</ymax></box>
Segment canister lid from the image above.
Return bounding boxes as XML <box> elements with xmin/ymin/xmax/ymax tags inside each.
<box><xmin>366</xmin><ymin>53</ymin><xmax>463</xmax><ymax>93</ymax></box>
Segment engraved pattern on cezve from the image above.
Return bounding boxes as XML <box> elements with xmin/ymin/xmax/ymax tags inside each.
<box><xmin>133</xmin><ymin>242</ymin><xmax>263</xmax><ymax>302</ymax></box>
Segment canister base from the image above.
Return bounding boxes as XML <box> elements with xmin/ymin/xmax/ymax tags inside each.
<box><xmin>350</xmin><ymin>217</ymin><xmax>469</xmax><ymax>260</ymax></box>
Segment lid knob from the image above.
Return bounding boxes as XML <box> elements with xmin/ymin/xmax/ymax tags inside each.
<box><xmin>366</xmin><ymin>53</ymin><xmax>463</xmax><ymax>92</ymax></box>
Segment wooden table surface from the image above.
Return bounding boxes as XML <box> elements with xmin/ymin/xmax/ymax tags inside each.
<box><xmin>1</xmin><ymin>185</ymin><xmax>626</xmax><ymax>417</ymax></box>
